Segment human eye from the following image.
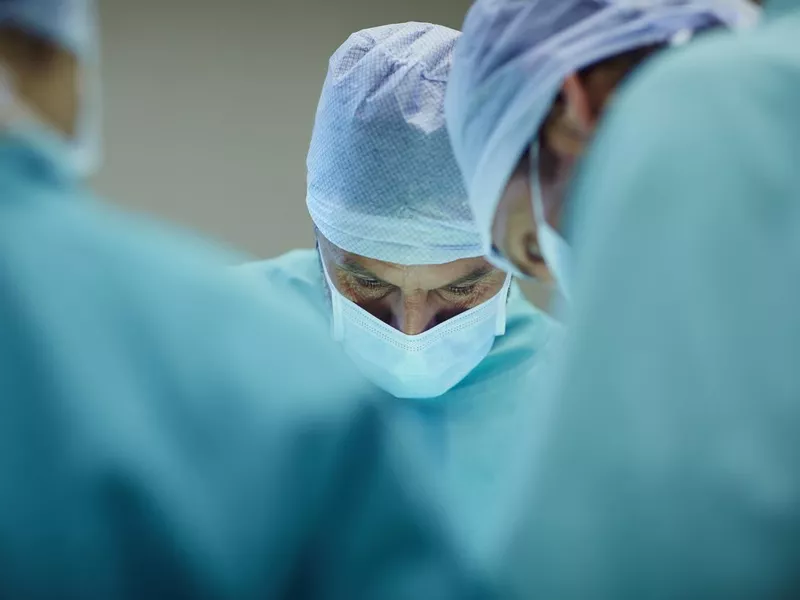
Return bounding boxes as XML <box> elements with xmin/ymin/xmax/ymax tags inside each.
<box><xmin>445</xmin><ymin>283</ymin><xmax>478</xmax><ymax>297</ymax></box>
<box><xmin>355</xmin><ymin>276</ymin><xmax>387</xmax><ymax>290</ymax></box>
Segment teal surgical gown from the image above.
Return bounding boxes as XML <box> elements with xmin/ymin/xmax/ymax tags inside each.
<box><xmin>507</xmin><ymin>3</ymin><xmax>800</xmax><ymax>598</ymax></box>
<box><xmin>240</xmin><ymin>249</ymin><xmax>559</xmax><ymax>564</ymax></box>
<box><xmin>0</xmin><ymin>134</ymin><xmax>491</xmax><ymax>600</ymax></box>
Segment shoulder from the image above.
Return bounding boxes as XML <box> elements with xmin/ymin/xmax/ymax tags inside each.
<box><xmin>460</xmin><ymin>284</ymin><xmax>560</xmax><ymax>391</ymax></box>
<box><xmin>235</xmin><ymin>248</ymin><xmax>329</xmax><ymax>321</ymax></box>
<box><xmin>3</xmin><ymin>192</ymin><xmax>364</xmax><ymax>412</ymax></box>
<box><xmin>237</xmin><ymin>248</ymin><xmax>321</xmax><ymax>288</ymax></box>
<box><xmin>568</xmin><ymin>27</ymin><xmax>789</xmax><ymax>242</ymax></box>
<box><xmin>503</xmin><ymin>284</ymin><xmax>560</xmax><ymax>355</ymax></box>
<box><xmin>593</xmin><ymin>26</ymin><xmax>782</xmax><ymax>161</ymax></box>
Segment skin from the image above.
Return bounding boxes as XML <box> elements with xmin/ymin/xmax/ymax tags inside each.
<box><xmin>317</xmin><ymin>233</ymin><xmax>508</xmax><ymax>336</ymax></box>
<box><xmin>492</xmin><ymin>63</ymin><xmax>646</xmax><ymax>279</ymax></box>
<box><xmin>0</xmin><ymin>26</ymin><xmax>78</xmax><ymax>136</ymax></box>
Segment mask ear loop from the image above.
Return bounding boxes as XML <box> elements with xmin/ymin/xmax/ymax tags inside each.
<box><xmin>320</xmin><ymin>258</ymin><xmax>345</xmax><ymax>341</ymax></box>
<box><xmin>530</xmin><ymin>143</ymin><xmax>574</xmax><ymax>301</ymax></box>
<box><xmin>530</xmin><ymin>147</ymin><xmax>547</xmax><ymax>236</ymax></box>
<box><xmin>494</xmin><ymin>273</ymin><xmax>514</xmax><ymax>336</ymax></box>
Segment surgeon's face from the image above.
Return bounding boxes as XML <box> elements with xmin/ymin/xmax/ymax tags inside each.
<box><xmin>491</xmin><ymin>71</ymin><xmax>612</xmax><ymax>280</ymax></box>
<box><xmin>491</xmin><ymin>47</ymin><xmax>667</xmax><ymax>280</ymax></box>
<box><xmin>492</xmin><ymin>135</ymin><xmax>585</xmax><ymax>281</ymax></box>
<box><xmin>318</xmin><ymin>234</ymin><xmax>507</xmax><ymax>336</ymax></box>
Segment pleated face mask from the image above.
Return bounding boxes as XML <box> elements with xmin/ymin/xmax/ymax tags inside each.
<box><xmin>322</xmin><ymin>260</ymin><xmax>512</xmax><ymax>399</ymax></box>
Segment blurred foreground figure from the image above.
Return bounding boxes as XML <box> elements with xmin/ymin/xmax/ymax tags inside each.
<box><xmin>492</xmin><ymin>0</ymin><xmax>800</xmax><ymax>597</ymax></box>
<box><xmin>0</xmin><ymin>2</ymin><xmax>491</xmax><ymax>598</ymax></box>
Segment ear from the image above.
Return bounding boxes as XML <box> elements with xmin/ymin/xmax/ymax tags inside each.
<box><xmin>561</xmin><ymin>73</ymin><xmax>596</xmax><ymax>133</ymax></box>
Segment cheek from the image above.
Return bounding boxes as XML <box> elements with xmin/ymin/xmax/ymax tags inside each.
<box><xmin>493</xmin><ymin>173</ymin><xmax>536</xmax><ymax>257</ymax></box>
<box><xmin>540</xmin><ymin>156</ymin><xmax>578</xmax><ymax>231</ymax></box>
<box><xmin>538</xmin><ymin>183</ymin><xmax>564</xmax><ymax>230</ymax></box>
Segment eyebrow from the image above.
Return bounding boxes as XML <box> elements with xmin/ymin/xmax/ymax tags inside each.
<box><xmin>445</xmin><ymin>266</ymin><xmax>495</xmax><ymax>288</ymax></box>
<box><xmin>338</xmin><ymin>260</ymin><xmax>386</xmax><ymax>283</ymax></box>
<box><xmin>338</xmin><ymin>261</ymin><xmax>495</xmax><ymax>289</ymax></box>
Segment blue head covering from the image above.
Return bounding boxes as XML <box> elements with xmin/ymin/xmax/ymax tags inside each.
<box><xmin>0</xmin><ymin>0</ymin><xmax>97</xmax><ymax>58</ymax></box>
<box><xmin>0</xmin><ymin>0</ymin><xmax>101</xmax><ymax>176</ymax></box>
<box><xmin>445</xmin><ymin>0</ymin><xmax>758</xmax><ymax>254</ymax></box>
<box><xmin>307</xmin><ymin>22</ymin><xmax>483</xmax><ymax>265</ymax></box>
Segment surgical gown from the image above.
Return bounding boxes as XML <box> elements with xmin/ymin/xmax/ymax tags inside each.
<box><xmin>0</xmin><ymin>135</ymin><xmax>491</xmax><ymax>600</ymax></box>
<box><xmin>506</xmin><ymin>3</ymin><xmax>800</xmax><ymax>598</ymax></box>
<box><xmin>240</xmin><ymin>249</ymin><xmax>559</xmax><ymax>564</ymax></box>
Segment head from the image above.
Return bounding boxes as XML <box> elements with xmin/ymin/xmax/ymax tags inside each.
<box><xmin>306</xmin><ymin>23</ymin><xmax>511</xmax><ymax>398</ymax></box>
<box><xmin>494</xmin><ymin>43</ymin><xmax>663</xmax><ymax>283</ymax></box>
<box><xmin>446</xmin><ymin>0</ymin><xmax>759</xmax><ymax>293</ymax></box>
<box><xmin>0</xmin><ymin>0</ymin><xmax>100</xmax><ymax>176</ymax></box>
<box><xmin>0</xmin><ymin>25</ymin><xmax>78</xmax><ymax>136</ymax></box>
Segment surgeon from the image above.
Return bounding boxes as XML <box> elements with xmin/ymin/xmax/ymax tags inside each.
<box><xmin>0</xmin><ymin>2</ymin><xmax>492</xmax><ymax>598</ymax></box>
<box><xmin>500</xmin><ymin>0</ymin><xmax>800</xmax><ymax>594</ymax></box>
<box><xmin>513</xmin><ymin>0</ymin><xmax>800</xmax><ymax>595</ymax></box>
<box><xmin>241</xmin><ymin>22</ymin><xmax>557</xmax><ymax>552</ymax></box>
<box><xmin>445</xmin><ymin>0</ymin><xmax>758</xmax><ymax>302</ymax></box>
<box><xmin>443</xmin><ymin>0</ymin><xmax>800</xmax><ymax>598</ymax></box>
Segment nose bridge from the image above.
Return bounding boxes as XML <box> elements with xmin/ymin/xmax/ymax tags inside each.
<box><xmin>392</xmin><ymin>291</ymin><xmax>435</xmax><ymax>336</ymax></box>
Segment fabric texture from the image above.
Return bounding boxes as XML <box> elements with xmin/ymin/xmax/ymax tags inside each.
<box><xmin>445</xmin><ymin>0</ymin><xmax>758</xmax><ymax>254</ymax></box>
<box><xmin>504</xmin><ymin>6</ymin><xmax>800</xmax><ymax>598</ymax></box>
<box><xmin>0</xmin><ymin>0</ymin><xmax>102</xmax><ymax>175</ymax></box>
<box><xmin>0</xmin><ymin>136</ymin><xmax>492</xmax><ymax>600</ymax></box>
<box><xmin>307</xmin><ymin>22</ymin><xmax>482</xmax><ymax>265</ymax></box>
<box><xmin>240</xmin><ymin>250</ymin><xmax>560</xmax><ymax>566</ymax></box>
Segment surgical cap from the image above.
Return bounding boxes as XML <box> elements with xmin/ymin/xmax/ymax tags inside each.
<box><xmin>307</xmin><ymin>22</ymin><xmax>482</xmax><ymax>266</ymax></box>
<box><xmin>445</xmin><ymin>0</ymin><xmax>758</xmax><ymax>253</ymax></box>
<box><xmin>0</xmin><ymin>0</ymin><xmax>97</xmax><ymax>59</ymax></box>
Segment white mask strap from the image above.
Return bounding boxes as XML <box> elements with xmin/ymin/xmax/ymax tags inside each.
<box><xmin>320</xmin><ymin>258</ymin><xmax>345</xmax><ymax>340</ymax></box>
<box><xmin>494</xmin><ymin>274</ymin><xmax>513</xmax><ymax>335</ymax></box>
<box><xmin>530</xmin><ymin>144</ymin><xmax>573</xmax><ymax>301</ymax></box>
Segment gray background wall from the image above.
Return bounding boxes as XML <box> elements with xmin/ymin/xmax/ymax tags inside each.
<box><xmin>94</xmin><ymin>0</ymin><xmax>553</xmax><ymax>308</ymax></box>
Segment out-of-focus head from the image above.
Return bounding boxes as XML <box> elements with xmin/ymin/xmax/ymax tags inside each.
<box><xmin>308</xmin><ymin>22</ymin><xmax>507</xmax><ymax>335</ymax></box>
<box><xmin>0</xmin><ymin>0</ymin><xmax>100</xmax><ymax>176</ymax></box>
<box><xmin>446</xmin><ymin>0</ymin><xmax>758</xmax><ymax>290</ymax></box>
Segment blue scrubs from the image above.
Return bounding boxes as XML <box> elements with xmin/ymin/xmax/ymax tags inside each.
<box><xmin>507</xmin><ymin>3</ymin><xmax>800</xmax><ymax>597</ymax></box>
<box><xmin>0</xmin><ymin>135</ymin><xmax>491</xmax><ymax>600</ymax></box>
<box><xmin>241</xmin><ymin>249</ymin><xmax>559</xmax><ymax>561</ymax></box>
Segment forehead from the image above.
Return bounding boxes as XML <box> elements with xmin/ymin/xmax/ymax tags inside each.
<box><xmin>320</xmin><ymin>238</ymin><xmax>495</xmax><ymax>291</ymax></box>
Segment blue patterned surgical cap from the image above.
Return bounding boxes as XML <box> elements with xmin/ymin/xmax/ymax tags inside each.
<box><xmin>307</xmin><ymin>22</ymin><xmax>482</xmax><ymax>265</ymax></box>
<box><xmin>445</xmin><ymin>0</ymin><xmax>758</xmax><ymax>253</ymax></box>
<box><xmin>0</xmin><ymin>0</ymin><xmax>97</xmax><ymax>59</ymax></box>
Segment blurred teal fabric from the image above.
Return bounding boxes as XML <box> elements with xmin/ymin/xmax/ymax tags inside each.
<box><xmin>505</xmin><ymin>4</ymin><xmax>800</xmax><ymax>598</ymax></box>
<box><xmin>0</xmin><ymin>135</ymin><xmax>492</xmax><ymax>600</ymax></box>
<box><xmin>240</xmin><ymin>250</ymin><xmax>559</xmax><ymax>565</ymax></box>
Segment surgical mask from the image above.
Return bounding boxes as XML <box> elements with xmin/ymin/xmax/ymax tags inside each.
<box><xmin>322</xmin><ymin>261</ymin><xmax>513</xmax><ymax>399</ymax></box>
<box><xmin>0</xmin><ymin>63</ymin><xmax>100</xmax><ymax>179</ymax></box>
<box><xmin>530</xmin><ymin>145</ymin><xmax>572</xmax><ymax>301</ymax></box>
